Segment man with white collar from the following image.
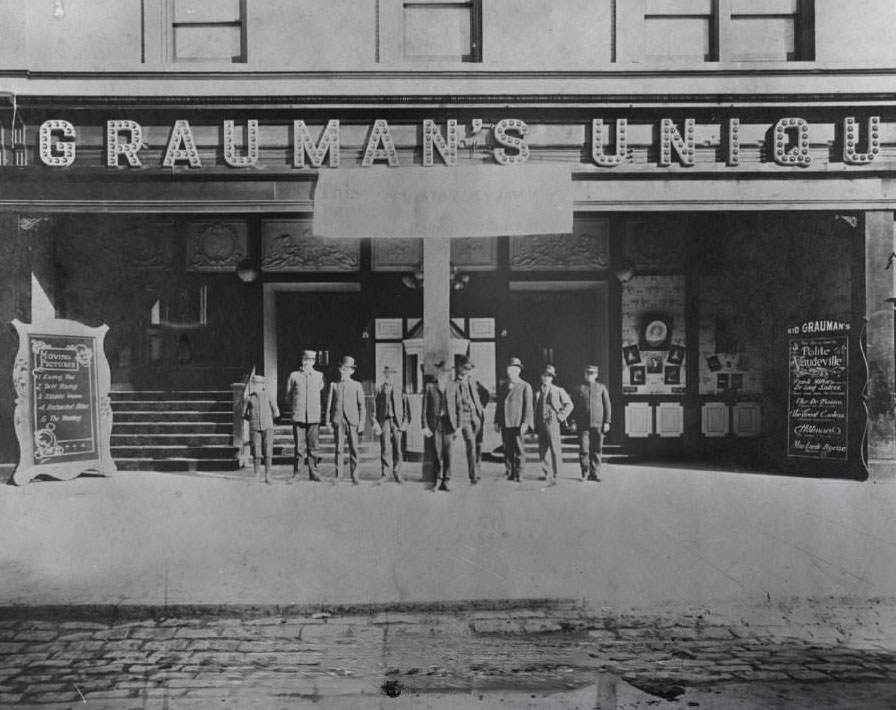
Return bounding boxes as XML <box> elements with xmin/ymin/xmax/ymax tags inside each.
<box><xmin>534</xmin><ymin>364</ymin><xmax>574</xmax><ymax>483</ymax></box>
<box><xmin>494</xmin><ymin>357</ymin><xmax>533</xmax><ymax>482</ymax></box>
<box><xmin>286</xmin><ymin>349</ymin><xmax>324</xmax><ymax>482</ymax></box>
<box><xmin>372</xmin><ymin>365</ymin><xmax>411</xmax><ymax>483</ymax></box>
<box><xmin>326</xmin><ymin>356</ymin><xmax>366</xmax><ymax>485</ymax></box>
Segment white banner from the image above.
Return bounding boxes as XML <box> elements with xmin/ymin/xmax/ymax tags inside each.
<box><xmin>313</xmin><ymin>165</ymin><xmax>573</xmax><ymax>239</ymax></box>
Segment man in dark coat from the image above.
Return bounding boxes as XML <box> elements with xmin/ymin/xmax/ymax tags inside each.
<box><xmin>573</xmin><ymin>364</ymin><xmax>612</xmax><ymax>481</ymax></box>
<box><xmin>493</xmin><ymin>357</ymin><xmax>533</xmax><ymax>482</ymax></box>
<box><xmin>453</xmin><ymin>358</ymin><xmax>485</xmax><ymax>484</ymax></box>
<box><xmin>422</xmin><ymin>360</ymin><xmax>458</xmax><ymax>491</ymax></box>
<box><xmin>286</xmin><ymin>349</ymin><xmax>324</xmax><ymax>481</ymax></box>
<box><xmin>326</xmin><ymin>356</ymin><xmax>366</xmax><ymax>484</ymax></box>
<box><xmin>372</xmin><ymin>365</ymin><xmax>411</xmax><ymax>483</ymax></box>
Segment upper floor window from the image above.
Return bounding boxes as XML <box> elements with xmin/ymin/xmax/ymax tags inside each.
<box><xmin>171</xmin><ymin>0</ymin><xmax>246</xmax><ymax>63</ymax></box>
<box><xmin>621</xmin><ymin>0</ymin><xmax>813</xmax><ymax>63</ymax></box>
<box><xmin>380</xmin><ymin>0</ymin><xmax>482</xmax><ymax>63</ymax></box>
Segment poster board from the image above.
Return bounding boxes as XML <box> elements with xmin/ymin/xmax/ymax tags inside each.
<box><xmin>787</xmin><ymin>320</ymin><xmax>850</xmax><ymax>460</ymax></box>
<box><xmin>11</xmin><ymin>318</ymin><xmax>116</xmax><ymax>485</ymax></box>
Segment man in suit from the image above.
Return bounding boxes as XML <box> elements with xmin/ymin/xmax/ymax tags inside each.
<box><xmin>573</xmin><ymin>364</ymin><xmax>612</xmax><ymax>482</ymax></box>
<box><xmin>372</xmin><ymin>365</ymin><xmax>411</xmax><ymax>483</ymax></box>
<box><xmin>493</xmin><ymin>357</ymin><xmax>533</xmax><ymax>482</ymax></box>
<box><xmin>326</xmin><ymin>356</ymin><xmax>366</xmax><ymax>484</ymax></box>
<box><xmin>242</xmin><ymin>374</ymin><xmax>280</xmax><ymax>484</ymax></box>
<box><xmin>534</xmin><ymin>364</ymin><xmax>574</xmax><ymax>484</ymax></box>
<box><xmin>422</xmin><ymin>360</ymin><xmax>458</xmax><ymax>491</ymax></box>
<box><xmin>453</xmin><ymin>358</ymin><xmax>485</xmax><ymax>484</ymax></box>
<box><xmin>286</xmin><ymin>349</ymin><xmax>324</xmax><ymax>481</ymax></box>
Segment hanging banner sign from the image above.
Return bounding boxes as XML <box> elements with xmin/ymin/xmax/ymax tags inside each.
<box><xmin>11</xmin><ymin>318</ymin><xmax>116</xmax><ymax>485</ymax></box>
<box><xmin>313</xmin><ymin>165</ymin><xmax>574</xmax><ymax>239</ymax></box>
<box><xmin>787</xmin><ymin>320</ymin><xmax>850</xmax><ymax>460</ymax></box>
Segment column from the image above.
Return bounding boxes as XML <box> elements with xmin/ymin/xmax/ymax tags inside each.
<box><xmin>864</xmin><ymin>211</ymin><xmax>896</xmax><ymax>479</ymax></box>
<box><xmin>422</xmin><ymin>237</ymin><xmax>452</xmax><ymax>373</ymax></box>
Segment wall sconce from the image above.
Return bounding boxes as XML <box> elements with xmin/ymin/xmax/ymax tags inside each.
<box><xmin>53</xmin><ymin>0</ymin><xmax>65</xmax><ymax>20</ymax></box>
<box><xmin>236</xmin><ymin>258</ymin><xmax>260</xmax><ymax>284</ymax></box>
<box><xmin>402</xmin><ymin>264</ymin><xmax>471</xmax><ymax>290</ymax></box>
<box><xmin>614</xmin><ymin>262</ymin><xmax>635</xmax><ymax>284</ymax></box>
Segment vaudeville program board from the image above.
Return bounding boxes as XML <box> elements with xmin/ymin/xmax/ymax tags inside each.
<box><xmin>11</xmin><ymin>318</ymin><xmax>116</xmax><ymax>485</ymax></box>
<box><xmin>787</xmin><ymin>320</ymin><xmax>850</xmax><ymax>462</ymax></box>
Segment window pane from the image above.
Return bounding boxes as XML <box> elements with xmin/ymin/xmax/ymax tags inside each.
<box><xmin>644</xmin><ymin>17</ymin><xmax>710</xmax><ymax>60</ymax></box>
<box><xmin>174</xmin><ymin>0</ymin><xmax>241</xmax><ymax>24</ymax></box>
<box><xmin>730</xmin><ymin>0</ymin><xmax>798</xmax><ymax>13</ymax></box>
<box><xmin>174</xmin><ymin>25</ymin><xmax>242</xmax><ymax>61</ymax></box>
<box><xmin>646</xmin><ymin>0</ymin><xmax>712</xmax><ymax>13</ymax></box>
<box><xmin>404</xmin><ymin>5</ymin><xmax>472</xmax><ymax>59</ymax></box>
<box><xmin>729</xmin><ymin>17</ymin><xmax>795</xmax><ymax>60</ymax></box>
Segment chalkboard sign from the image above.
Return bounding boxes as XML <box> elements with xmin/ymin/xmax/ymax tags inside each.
<box><xmin>787</xmin><ymin>320</ymin><xmax>850</xmax><ymax>460</ymax></box>
<box><xmin>12</xmin><ymin>319</ymin><xmax>116</xmax><ymax>485</ymax></box>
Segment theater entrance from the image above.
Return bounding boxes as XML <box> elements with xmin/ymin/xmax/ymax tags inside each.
<box><xmin>503</xmin><ymin>284</ymin><xmax>608</xmax><ymax>395</ymax></box>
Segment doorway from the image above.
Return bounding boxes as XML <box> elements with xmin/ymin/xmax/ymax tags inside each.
<box><xmin>504</xmin><ymin>284</ymin><xmax>608</xmax><ymax>394</ymax></box>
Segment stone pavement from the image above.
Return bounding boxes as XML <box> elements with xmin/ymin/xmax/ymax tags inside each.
<box><xmin>2</xmin><ymin>597</ymin><xmax>896</xmax><ymax>708</ymax></box>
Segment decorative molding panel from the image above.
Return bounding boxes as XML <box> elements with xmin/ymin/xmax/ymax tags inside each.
<box><xmin>624</xmin><ymin>219</ymin><xmax>686</xmax><ymax>271</ymax></box>
<box><xmin>372</xmin><ymin>238</ymin><xmax>421</xmax><ymax>271</ymax></box>
<box><xmin>129</xmin><ymin>220</ymin><xmax>174</xmax><ymax>269</ymax></box>
<box><xmin>510</xmin><ymin>218</ymin><xmax>609</xmax><ymax>271</ymax></box>
<box><xmin>733</xmin><ymin>402</ymin><xmax>761</xmax><ymax>437</ymax></box>
<box><xmin>625</xmin><ymin>402</ymin><xmax>653</xmax><ymax>438</ymax></box>
<box><xmin>451</xmin><ymin>237</ymin><xmax>497</xmax><ymax>271</ymax></box>
<box><xmin>656</xmin><ymin>402</ymin><xmax>684</xmax><ymax>438</ymax></box>
<box><xmin>702</xmin><ymin>402</ymin><xmax>730</xmax><ymax>438</ymax></box>
<box><xmin>262</xmin><ymin>219</ymin><xmax>360</xmax><ymax>272</ymax></box>
<box><xmin>186</xmin><ymin>220</ymin><xmax>247</xmax><ymax>272</ymax></box>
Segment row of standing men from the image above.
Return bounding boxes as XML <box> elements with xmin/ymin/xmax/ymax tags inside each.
<box><xmin>242</xmin><ymin>350</ymin><xmax>612</xmax><ymax>488</ymax></box>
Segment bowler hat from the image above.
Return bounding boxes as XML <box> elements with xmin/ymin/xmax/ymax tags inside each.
<box><xmin>435</xmin><ymin>360</ymin><xmax>454</xmax><ymax>373</ymax></box>
<box><xmin>542</xmin><ymin>364</ymin><xmax>556</xmax><ymax>377</ymax></box>
<box><xmin>507</xmin><ymin>357</ymin><xmax>524</xmax><ymax>369</ymax></box>
<box><xmin>301</xmin><ymin>349</ymin><xmax>316</xmax><ymax>361</ymax></box>
<box><xmin>585</xmin><ymin>364</ymin><xmax>599</xmax><ymax>373</ymax></box>
<box><xmin>460</xmin><ymin>359</ymin><xmax>474</xmax><ymax>372</ymax></box>
<box><xmin>340</xmin><ymin>356</ymin><xmax>357</xmax><ymax>369</ymax></box>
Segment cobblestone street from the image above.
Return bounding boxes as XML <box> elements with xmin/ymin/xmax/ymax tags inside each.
<box><xmin>2</xmin><ymin>598</ymin><xmax>896</xmax><ymax>708</ymax></box>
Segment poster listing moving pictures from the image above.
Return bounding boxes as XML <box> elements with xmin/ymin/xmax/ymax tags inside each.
<box><xmin>787</xmin><ymin>320</ymin><xmax>850</xmax><ymax>460</ymax></box>
<box><xmin>30</xmin><ymin>334</ymin><xmax>100</xmax><ymax>464</ymax></box>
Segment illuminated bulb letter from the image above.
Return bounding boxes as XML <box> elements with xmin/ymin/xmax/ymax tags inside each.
<box><xmin>106</xmin><ymin>120</ymin><xmax>144</xmax><ymax>167</ymax></box>
<box><xmin>293</xmin><ymin>120</ymin><xmax>340</xmax><ymax>168</ymax></box>
<box><xmin>223</xmin><ymin>120</ymin><xmax>259</xmax><ymax>168</ymax></box>
<box><xmin>39</xmin><ymin>120</ymin><xmax>76</xmax><ymax>167</ymax></box>
<box><xmin>843</xmin><ymin>116</ymin><xmax>880</xmax><ymax>165</ymax></box>
<box><xmin>728</xmin><ymin>118</ymin><xmax>740</xmax><ymax>166</ymax></box>
<box><xmin>361</xmin><ymin>120</ymin><xmax>399</xmax><ymax>167</ymax></box>
<box><xmin>422</xmin><ymin>119</ymin><xmax>458</xmax><ymax>167</ymax></box>
<box><xmin>772</xmin><ymin>118</ymin><xmax>812</xmax><ymax>167</ymax></box>
<box><xmin>493</xmin><ymin>118</ymin><xmax>530</xmax><ymax>165</ymax></box>
<box><xmin>162</xmin><ymin>120</ymin><xmax>202</xmax><ymax>168</ymax></box>
<box><xmin>660</xmin><ymin>118</ymin><xmax>696</xmax><ymax>167</ymax></box>
<box><xmin>591</xmin><ymin>119</ymin><xmax>627</xmax><ymax>167</ymax></box>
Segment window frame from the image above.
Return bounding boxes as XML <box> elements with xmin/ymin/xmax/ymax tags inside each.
<box><xmin>166</xmin><ymin>0</ymin><xmax>248</xmax><ymax>65</ymax></box>
<box><xmin>379</xmin><ymin>0</ymin><xmax>482</xmax><ymax>64</ymax></box>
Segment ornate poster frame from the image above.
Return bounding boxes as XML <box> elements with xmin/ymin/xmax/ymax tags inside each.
<box><xmin>11</xmin><ymin>318</ymin><xmax>116</xmax><ymax>485</ymax></box>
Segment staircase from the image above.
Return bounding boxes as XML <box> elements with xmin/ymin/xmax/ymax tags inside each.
<box><xmin>111</xmin><ymin>390</ymin><xmax>623</xmax><ymax>473</ymax></box>
<box><xmin>110</xmin><ymin>390</ymin><xmax>239</xmax><ymax>472</ymax></box>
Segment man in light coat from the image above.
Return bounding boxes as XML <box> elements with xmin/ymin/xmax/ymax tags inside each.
<box><xmin>326</xmin><ymin>356</ymin><xmax>366</xmax><ymax>484</ymax></box>
<box><xmin>493</xmin><ymin>357</ymin><xmax>534</xmax><ymax>482</ymax></box>
<box><xmin>534</xmin><ymin>364</ymin><xmax>574</xmax><ymax>483</ymax></box>
<box><xmin>286</xmin><ymin>349</ymin><xmax>324</xmax><ymax>481</ymax></box>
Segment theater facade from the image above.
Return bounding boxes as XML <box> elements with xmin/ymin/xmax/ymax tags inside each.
<box><xmin>1</xmin><ymin>0</ymin><xmax>895</xmax><ymax>481</ymax></box>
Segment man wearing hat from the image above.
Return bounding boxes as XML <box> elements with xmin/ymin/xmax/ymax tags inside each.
<box><xmin>534</xmin><ymin>364</ymin><xmax>574</xmax><ymax>483</ymax></box>
<box><xmin>573</xmin><ymin>365</ymin><xmax>612</xmax><ymax>481</ymax></box>
<box><xmin>372</xmin><ymin>365</ymin><xmax>411</xmax><ymax>483</ymax></box>
<box><xmin>453</xmin><ymin>358</ymin><xmax>485</xmax><ymax>484</ymax></box>
<box><xmin>493</xmin><ymin>357</ymin><xmax>534</xmax><ymax>482</ymax></box>
<box><xmin>422</xmin><ymin>360</ymin><xmax>459</xmax><ymax>491</ymax></box>
<box><xmin>286</xmin><ymin>349</ymin><xmax>325</xmax><ymax>481</ymax></box>
<box><xmin>242</xmin><ymin>374</ymin><xmax>280</xmax><ymax>484</ymax></box>
<box><xmin>326</xmin><ymin>356</ymin><xmax>366</xmax><ymax>484</ymax></box>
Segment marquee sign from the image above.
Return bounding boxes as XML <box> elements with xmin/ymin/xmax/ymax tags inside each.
<box><xmin>27</xmin><ymin>115</ymin><xmax>883</xmax><ymax>170</ymax></box>
<box><xmin>11</xmin><ymin>318</ymin><xmax>116</xmax><ymax>485</ymax></box>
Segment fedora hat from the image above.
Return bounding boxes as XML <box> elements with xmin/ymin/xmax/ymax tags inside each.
<box><xmin>435</xmin><ymin>360</ymin><xmax>454</xmax><ymax>373</ymax></box>
<box><xmin>585</xmin><ymin>364</ymin><xmax>599</xmax><ymax>373</ymax></box>
<box><xmin>339</xmin><ymin>356</ymin><xmax>357</xmax><ymax>369</ymax></box>
<box><xmin>507</xmin><ymin>357</ymin><xmax>524</xmax><ymax>370</ymax></box>
<box><xmin>301</xmin><ymin>349</ymin><xmax>317</xmax><ymax>361</ymax></box>
<box><xmin>460</xmin><ymin>359</ymin><xmax>474</xmax><ymax>372</ymax></box>
<box><xmin>382</xmin><ymin>364</ymin><xmax>398</xmax><ymax>374</ymax></box>
<box><xmin>542</xmin><ymin>364</ymin><xmax>557</xmax><ymax>377</ymax></box>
